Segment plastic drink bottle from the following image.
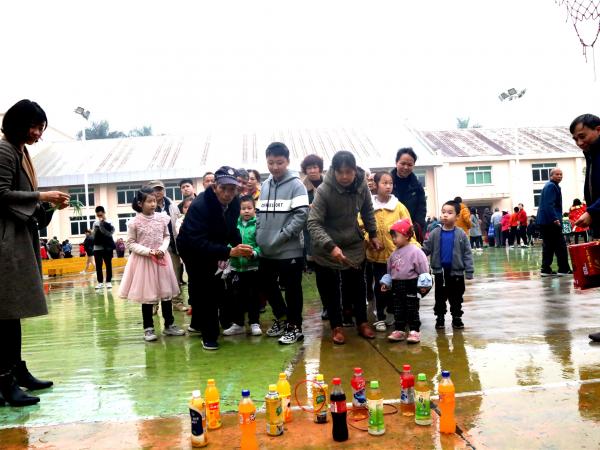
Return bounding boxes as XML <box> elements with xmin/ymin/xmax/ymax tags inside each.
<box><xmin>330</xmin><ymin>378</ymin><xmax>349</xmax><ymax>442</ymax></box>
<box><xmin>438</xmin><ymin>371</ymin><xmax>456</xmax><ymax>433</ymax></box>
<box><xmin>367</xmin><ymin>380</ymin><xmax>385</xmax><ymax>435</ymax></box>
<box><xmin>265</xmin><ymin>384</ymin><xmax>284</xmax><ymax>436</ymax></box>
<box><xmin>313</xmin><ymin>374</ymin><xmax>329</xmax><ymax>424</ymax></box>
<box><xmin>239</xmin><ymin>390</ymin><xmax>258</xmax><ymax>450</ymax></box>
<box><xmin>205</xmin><ymin>379</ymin><xmax>222</xmax><ymax>429</ymax></box>
<box><xmin>351</xmin><ymin>367</ymin><xmax>367</xmax><ymax>410</ymax></box>
<box><xmin>277</xmin><ymin>372</ymin><xmax>293</xmax><ymax>423</ymax></box>
<box><xmin>400</xmin><ymin>364</ymin><xmax>415</xmax><ymax>416</ymax></box>
<box><xmin>415</xmin><ymin>373</ymin><xmax>432</xmax><ymax>425</ymax></box>
<box><xmin>189</xmin><ymin>390</ymin><xmax>208</xmax><ymax>447</ymax></box>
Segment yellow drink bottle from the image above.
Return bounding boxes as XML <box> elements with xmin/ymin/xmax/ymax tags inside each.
<box><xmin>189</xmin><ymin>390</ymin><xmax>208</xmax><ymax>447</ymax></box>
<box><xmin>313</xmin><ymin>374</ymin><xmax>329</xmax><ymax>423</ymax></box>
<box><xmin>205</xmin><ymin>379</ymin><xmax>222</xmax><ymax>430</ymax></box>
<box><xmin>265</xmin><ymin>384</ymin><xmax>284</xmax><ymax>436</ymax></box>
<box><xmin>277</xmin><ymin>372</ymin><xmax>293</xmax><ymax>423</ymax></box>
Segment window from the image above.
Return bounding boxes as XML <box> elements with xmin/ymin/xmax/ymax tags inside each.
<box><xmin>68</xmin><ymin>187</ymin><xmax>94</xmax><ymax>206</ymax></box>
<box><xmin>70</xmin><ymin>215</ymin><xmax>95</xmax><ymax>236</ymax></box>
<box><xmin>118</xmin><ymin>213</ymin><xmax>136</xmax><ymax>232</ymax></box>
<box><xmin>165</xmin><ymin>182</ymin><xmax>183</xmax><ymax>201</ymax></box>
<box><xmin>532</xmin><ymin>163</ymin><xmax>556</xmax><ymax>182</ymax></box>
<box><xmin>466</xmin><ymin>166</ymin><xmax>492</xmax><ymax>185</ymax></box>
<box><xmin>414</xmin><ymin>168</ymin><xmax>426</xmax><ymax>188</ymax></box>
<box><xmin>533</xmin><ymin>189</ymin><xmax>543</xmax><ymax>207</ymax></box>
<box><xmin>117</xmin><ymin>184</ymin><xmax>140</xmax><ymax>205</ymax></box>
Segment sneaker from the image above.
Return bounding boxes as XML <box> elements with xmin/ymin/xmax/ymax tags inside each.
<box><xmin>187</xmin><ymin>325</ymin><xmax>201</xmax><ymax>334</ymax></box>
<box><xmin>163</xmin><ymin>324</ymin><xmax>185</xmax><ymax>336</ymax></box>
<box><xmin>202</xmin><ymin>340</ymin><xmax>219</xmax><ymax>350</ymax></box>
<box><xmin>173</xmin><ymin>303</ymin><xmax>189</xmax><ymax>312</ymax></box>
<box><xmin>541</xmin><ymin>270</ymin><xmax>557</xmax><ymax>277</ymax></box>
<box><xmin>384</xmin><ymin>312</ymin><xmax>395</xmax><ymax>326</ymax></box>
<box><xmin>278</xmin><ymin>325</ymin><xmax>304</xmax><ymax>345</ymax></box>
<box><xmin>373</xmin><ymin>320</ymin><xmax>387</xmax><ymax>332</ymax></box>
<box><xmin>250</xmin><ymin>323</ymin><xmax>262</xmax><ymax>336</ymax></box>
<box><xmin>521</xmin><ymin>244</ymin><xmax>529</xmax><ymax>248</ymax></box>
<box><xmin>388</xmin><ymin>330</ymin><xmax>406</xmax><ymax>342</ymax></box>
<box><xmin>105</xmin><ymin>282</ymin><xmax>112</xmax><ymax>289</ymax></box>
<box><xmin>452</xmin><ymin>318</ymin><xmax>465</xmax><ymax>329</ymax></box>
<box><xmin>223</xmin><ymin>323</ymin><xmax>246</xmax><ymax>336</ymax></box>
<box><xmin>435</xmin><ymin>318</ymin><xmax>445</xmax><ymax>330</ymax></box>
<box><xmin>144</xmin><ymin>327</ymin><xmax>157</xmax><ymax>342</ymax></box>
<box><xmin>589</xmin><ymin>331</ymin><xmax>600</xmax><ymax>342</ymax></box>
<box><xmin>406</xmin><ymin>330</ymin><xmax>421</xmax><ymax>344</ymax></box>
<box><xmin>266</xmin><ymin>319</ymin><xmax>286</xmax><ymax>337</ymax></box>
<box><xmin>152</xmin><ymin>304</ymin><xmax>159</xmax><ymax>315</ymax></box>
<box><xmin>95</xmin><ymin>283</ymin><xmax>104</xmax><ymax>290</ymax></box>
<box><xmin>557</xmin><ymin>270</ymin><xmax>573</xmax><ymax>276</ymax></box>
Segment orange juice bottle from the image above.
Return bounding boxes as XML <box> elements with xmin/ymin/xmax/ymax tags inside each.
<box><xmin>277</xmin><ymin>372</ymin><xmax>292</xmax><ymax>423</ymax></box>
<box><xmin>205</xmin><ymin>379</ymin><xmax>222</xmax><ymax>429</ymax></box>
<box><xmin>239</xmin><ymin>390</ymin><xmax>258</xmax><ymax>450</ymax></box>
<box><xmin>438</xmin><ymin>371</ymin><xmax>456</xmax><ymax>433</ymax></box>
<box><xmin>189</xmin><ymin>390</ymin><xmax>208</xmax><ymax>447</ymax></box>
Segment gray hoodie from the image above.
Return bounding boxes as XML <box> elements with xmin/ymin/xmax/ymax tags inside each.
<box><xmin>422</xmin><ymin>225</ymin><xmax>474</xmax><ymax>278</ymax></box>
<box><xmin>256</xmin><ymin>170</ymin><xmax>309</xmax><ymax>259</ymax></box>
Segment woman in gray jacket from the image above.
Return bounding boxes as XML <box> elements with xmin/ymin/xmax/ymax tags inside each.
<box><xmin>307</xmin><ymin>151</ymin><xmax>382</xmax><ymax>345</ymax></box>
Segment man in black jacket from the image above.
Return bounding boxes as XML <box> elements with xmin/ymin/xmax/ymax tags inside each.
<box><xmin>570</xmin><ymin>114</ymin><xmax>600</xmax><ymax>342</ymax></box>
<box><xmin>177</xmin><ymin>166</ymin><xmax>253</xmax><ymax>350</ymax></box>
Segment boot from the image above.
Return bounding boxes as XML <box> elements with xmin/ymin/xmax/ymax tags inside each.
<box><xmin>14</xmin><ymin>361</ymin><xmax>53</xmax><ymax>390</ymax></box>
<box><xmin>0</xmin><ymin>372</ymin><xmax>40</xmax><ymax>406</ymax></box>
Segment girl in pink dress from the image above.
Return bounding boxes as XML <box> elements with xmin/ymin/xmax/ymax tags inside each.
<box><xmin>118</xmin><ymin>187</ymin><xmax>185</xmax><ymax>342</ymax></box>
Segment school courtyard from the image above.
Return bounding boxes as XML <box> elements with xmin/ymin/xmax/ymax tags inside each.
<box><xmin>1</xmin><ymin>246</ymin><xmax>599</xmax><ymax>449</ymax></box>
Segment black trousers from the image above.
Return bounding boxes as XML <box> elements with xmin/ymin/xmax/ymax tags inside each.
<box><xmin>364</xmin><ymin>262</ymin><xmax>375</xmax><ymax>301</ymax></box>
<box><xmin>229</xmin><ymin>270</ymin><xmax>261</xmax><ymax>326</ymax></box>
<box><xmin>540</xmin><ymin>224</ymin><xmax>571</xmax><ymax>273</ymax></box>
<box><xmin>501</xmin><ymin>230</ymin><xmax>510</xmax><ymax>247</ymax></box>
<box><xmin>518</xmin><ymin>226</ymin><xmax>528</xmax><ymax>245</ymax></box>
<box><xmin>185</xmin><ymin>262</ymin><xmax>225</xmax><ymax>342</ymax></box>
<box><xmin>94</xmin><ymin>249</ymin><xmax>113</xmax><ymax>283</ymax></box>
<box><xmin>372</xmin><ymin>262</ymin><xmax>392</xmax><ymax>321</ymax></box>
<box><xmin>317</xmin><ymin>264</ymin><xmax>368</xmax><ymax>329</ymax></box>
<box><xmin>573</xmin><ymin>231</ymin><xmax>588</xmax><ymax>244</ymax></box>
<box><xmin>142</xmin><ymin>301</ymin><xmax>174</xmax><ymax>329</ymax></box>
<box><xmin>434</xmin><ymin>268</ymin><xmax>465</xmax><ymax>318</ymax></box>
<box><xmin>469</xmin><ymin>236</ymin><xmax>483</xmax><ymax>249</ymax></box>
<box><xmin>391</xmin><ymin>279</ymin><xmax>420</xmax><ymax>332</ymax></box>
<box><xmin>510</xmin><ymin>226</ymin><xmax>520</xmax><ymax>245</ymax></box>
<box><xmin>259</xmin><ymin>258</ymin><xmax>304</xmax><ymax>327</ymax></box>
<box><xmin>0</xmin><ymin>319</ymin><xmax>21</xmax><ymax>373</ymax></box>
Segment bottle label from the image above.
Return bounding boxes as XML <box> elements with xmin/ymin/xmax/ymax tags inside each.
<box><xmin>281</xmin><ymin>395</ymin><xmax>292</xmax><ymax>421</ymax></box>
<box><xmin>207</xmin><ymin>401</ymin><xmax>221</xmax><ymax>428</ymax></box>
<box><xmin>266</xmin><ymin>422</ymin><xmax>284</xmax><ymax>436</ymax></box>
<box><xmin>330</xmin><ymin>400</ymin><xmax>347</xmax><ymax>413</ymax></box>
<box><xmin>401</xmin><ymin>387</ymin><xmax>415</xmax><ymax>404</ymax></box>
<box><xmin>415</xmin><ymin>391</ymin><xmax>431</xmax><ymax>419</ymax></box>
<box><xmin>239</xmin><ymin>411</ymin><xmax>256</xmax><ymax>425</ymax></box>
<box><xmin>352</xmin><ymin>389</ymin><xmax>366</xmax><ymax>407</ymax></box>
<box><xmin>190</xmin><ymin>408</ymin><xmax>205</xmax><ymax>437</ymax></box>
<box><xmin>368</xmin><ymin>402</ymin><xmax>385</xmax><ymax>431</ymax></box>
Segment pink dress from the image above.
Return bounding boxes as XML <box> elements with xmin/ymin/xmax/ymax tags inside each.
<box><xmin>118</xmin><ymin>213</ymin><xmax>180</xmax><ymax>304</ymax></box>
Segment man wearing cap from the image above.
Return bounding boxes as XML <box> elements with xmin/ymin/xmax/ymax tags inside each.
<box><xmin>177</xmin><ymin>166</ymin><xmax>253</xmax><ymax>350</ymax></box>
<box><xmin>146</xmin><ymin>180</ymin><xmax>187</xmax><ymax>311</ymax></box>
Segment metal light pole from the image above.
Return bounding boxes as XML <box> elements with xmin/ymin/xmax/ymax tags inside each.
<box><xmin>74</xmin><ymin>107</ymin><xmax>91</xmax><ymax>228</ymax></box>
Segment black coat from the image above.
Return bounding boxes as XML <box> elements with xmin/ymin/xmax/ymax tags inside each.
<box><xmin>585</xmin><ymin>138</ymin><xmax>600</xmax><ymax>236</ymax></box>
<box><xmin>176</xmin><ymin>186</ymin><xmax>241</xmax><ymax>270</ymax></box>
<box><xmin>390</xmin><ymin>169</ymin><xmax>427</xmax><ymax>231</ymax></box>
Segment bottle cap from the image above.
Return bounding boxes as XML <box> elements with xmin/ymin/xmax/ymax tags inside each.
<box><xmin>417</xmin><ymin>373</ymin><xmax>427</xmax><ymax>381</ymax></box>
<box><xmin>354</xmin><ymin>367</ymin><xmax>362</xmax><ymax>374</ymax></box>
<box><xmin>279</xmin><ymin>372</ymin><xmax>287</xmax><ymax>379</ymax></box>
<box><xmin>316</xmin><ymin>374</ymin><xmax>324</xmax><ymax>382</ymax></box>
<box><xmin>242</xmin><ymin>389</ymin><xmax>250</xmax><ymax>397</ymax></box>
<box><xmin>207</xmin><ymin>379</ymin><xmax>215</xmax><ymax>385</ymax></box>
<box><xmin>192</xmin><ymin>390</ymin><xmax>201</xmax><ymax>398</ymax></box>
<box><xmin>403</xmin><ymin>364</ymin><xmax>411</xmax><ymax>371</ymax></box>
<box><xmin>442</xmin><ymin>371</ymin><xmax>450</xmax><ymax>378</ymax></box>
<box><xmin>370</xmin><ymin>380</ymin><xmax>379</xmax><ymax>389</ymax></box>
<box><xmin>269</xmin><ymin>384</ymin><xmax>277</xmax><ymax>392</ymax></box>
<box><xmin>332</xmin><ymin>377</ymin><xmax>341</xmax><ymax>385</ymax></box>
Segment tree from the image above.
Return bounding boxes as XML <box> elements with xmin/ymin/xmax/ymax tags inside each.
<box><xmin>77</xmin><ymin>121</ymin><xmax>153</xmax><ymax>140</ymax></box>
<box><xmin>128</xmin><ymin>125</ymin><xmax>153</xmax><ymax>137</ymax></box>
<box><xmin>456</xmin><ymin>117</ymin><xmax>470</xmax><ymax>129</ymax></box>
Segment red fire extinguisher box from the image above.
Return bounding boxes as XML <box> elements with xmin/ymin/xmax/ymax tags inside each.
<box><xmin>568</xmin><ymin>241</ymin><xmax>600</xmax><ymax>289</ymax></box>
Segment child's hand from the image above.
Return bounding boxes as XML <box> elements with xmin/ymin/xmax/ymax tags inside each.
<box><xmin>149</xmin><ymin>249</ymin><xmax>156</xmax><ymax>256</ymax></box>
<box><xmin>155</xmin><ymin>250</ymin><xmax>164</xmax><ymax>259</ymax></box>
<box><xmin>381</xmin><ymin>284</ymin><xmax>390</xmax><ymax>292</ymax></box>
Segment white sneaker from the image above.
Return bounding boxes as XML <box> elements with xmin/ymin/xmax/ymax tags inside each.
<box><xmin>144</xmin><ymin>327</ymin><xmax>157</xmax><ymax>342</ymax></box>
<box><xmin>384</xmin><ymin>312</ymin><xmax>395</xmax><ymax>326</ymax></box>
<box><xmin>163</xmin><ymin>324</ymin><xmax>185</xmax><ymax>336</ymax></box>
<box><xmin>250</xmin><ymin>323</ymin><xmax>262</xmax><ymax>336</ymax></box>
<box><xmin>223</xmin><ymin>323</ymin><xmax>245</xmax><ymax>336</ymax></box>
<box><xmin>373</xmin><ymin>320</ymin><xmax>387</xmax><ymax>332</ymax></box>
<box><xmin>187</xmin><ymin>325</ymin><xmax>201</xmax><ymax>334</ymax></box>
<box><xmin>95</xmin><ymin>283</ymin><xmax>104</xmax><ymax>290</ymax></box>
<box><xmin>105</xmin><ymin>282</ymin><xmax>112</xmax><ymax>289</ymax></box>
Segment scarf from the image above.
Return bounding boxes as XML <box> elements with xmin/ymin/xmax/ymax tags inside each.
<box><xmin>20</xmin><ymin>146</ymin><xmax>38</xmax><ymax>191</ymax></box>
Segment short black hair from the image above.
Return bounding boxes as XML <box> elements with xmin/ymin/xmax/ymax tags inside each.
<box><xmin>373</xmin><ymin>171</ymin><xmax>392</xmax><ymax>185</ymax></box>
<box><xmin>395</xmin><ymin>147</ymin><xmax>417</xmax><ymax>163</ymax></box>
<box><xmin>514</xmin><ymin>207</ymin><xmax>519</xmax><ymax>213</ymax></box>
<box><xmin>239</xmin><ymin>195</ymin><xmax>255</xmax><ymax>206</ymax></box>
<box><xmin>237</xmin><ymin>168</ymin><xmax>249</xmax><ymax>180</ymax></box>
<box><xmin>265</xmin><ymin>142</ymin><xmax>290</xmax><ymax>159</ymax></box>
<box><xmin>202</xmin><ymin>171</ymin><xmax>214</xmax><ymax>179</ymax></box>
<box><xmin>573</xmin><ymin>198</ymin><xmax>582</xmax><ymax>206</ymax></box>
<box><xmin>95</xmin><ymin>206</ymin><xmax>105</xmax><ymax>214</ymax></box>
<box><xmin>131</xmin><ymin>187</ymin><xmax>156</xmax><ymax>213</ymax></box>
<box><xmin>1</xmin><ymin>99</ymin><xmax>47</xmax><ymax>146</ymax></box>
<box><xmin>331</xmin><ymin>150</ymin><xmax>357</xmax><ymax>172</ymax></box>
<box><xmin>301</xmin><ymin>154</ymin><xmax>324</xmax><ymax>173</ymax></box>
<box><xmin>179</xmin><ymin>178</ymin><xmax>193</xmax><ymax>187</ymax></box>
<box><xmin>569</xmin><ymin>114</ymin><xmax>600</xmax><ymax>134</ymax></box>
<box><xmin>443</xmin><ymin>200</ymin><xmax>460</xmax><ymax>215</ymax></box>
<box><xmin>248</xmin><ymin>169</ymin><xmax>261</xmax><ymax>182</ymax></box>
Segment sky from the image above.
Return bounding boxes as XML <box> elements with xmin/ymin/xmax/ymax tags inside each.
<box><xmin>2</xmin><ymin>0</ymin><xmax>600</xmax><ymax>138</ymax></box>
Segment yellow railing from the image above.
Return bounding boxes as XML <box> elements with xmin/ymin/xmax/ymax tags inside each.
<box><xmin>42</xmin><ymin>257</ymin><xmax>128</xmax><ymax>276</ymax></box>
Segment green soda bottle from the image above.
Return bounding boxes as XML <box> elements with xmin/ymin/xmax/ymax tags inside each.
<box><xmin>367</xmin><ymin>380</ymin><xmax>385</xmax><ymax>435</ymax></box>
<box><xmin>415</xmin><ymin>373</ymin><xmax>432</xmax><ymax>425</ymax></box>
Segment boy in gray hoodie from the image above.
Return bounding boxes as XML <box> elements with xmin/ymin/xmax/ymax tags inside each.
<box><xmin>256</xmin><ymin>142</ymin><xmax>309</xmax><ymax>344</ymax></box>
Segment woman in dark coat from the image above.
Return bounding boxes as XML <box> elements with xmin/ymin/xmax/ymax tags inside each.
<box><xmin>0</xmin><ymin>100</ymin><xmax>69</xmax><ymax>406</ymax></box>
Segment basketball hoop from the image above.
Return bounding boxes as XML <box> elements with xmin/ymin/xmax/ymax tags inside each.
<box><xmin>556</xmin><ymin>0</ymin><xmax>600</xmax><ymax>63</ymax></box>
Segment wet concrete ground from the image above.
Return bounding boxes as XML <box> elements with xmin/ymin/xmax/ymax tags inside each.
<box><xmin>1</xmin><ymin>245</ymin><xmax>600</xmax><ymax>449</ymax></box>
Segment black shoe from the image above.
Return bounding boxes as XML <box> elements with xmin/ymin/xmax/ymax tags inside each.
<box><xmin>590</xmin><ymin>331</ymin><xmax>600</xmax><ymax>342</ymax></box>
<box><xmin>435</xmin><ymin>318</ymin><xmax>445</xmax><ymax>329</ymax></box>
<box><xmin>452</xmin><ymin>318</ymin><xmax>464</xmax><ymax>329</ymax></box>
<box><xmin>0</xmin><ymin>372</ymin><xmax>40</xmax><ymax>406</ymax></box>
<box><xmin>540</xmin><ymin>270</ymin><xmax>557</xmax><ymax>277</ymax></box>
<box><xmin>14</xmin><ymin>361</ymin><xmax>53</xmax><ymax>390</ymax></box>
<box><xmin>321</xmin><ymin>309</ymin><xmax>329</xmax><ymax>321</ymax></box>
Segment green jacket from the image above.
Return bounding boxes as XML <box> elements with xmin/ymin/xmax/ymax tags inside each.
<box><xmin>307</xmin><ymin>167</ymin><xmax>377</xmax><ymax>270</ymax></box>
<box><xmin>229</xmin><ymin>216</ymin><xmax>261</xmax><ymax>272</ymax></box>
